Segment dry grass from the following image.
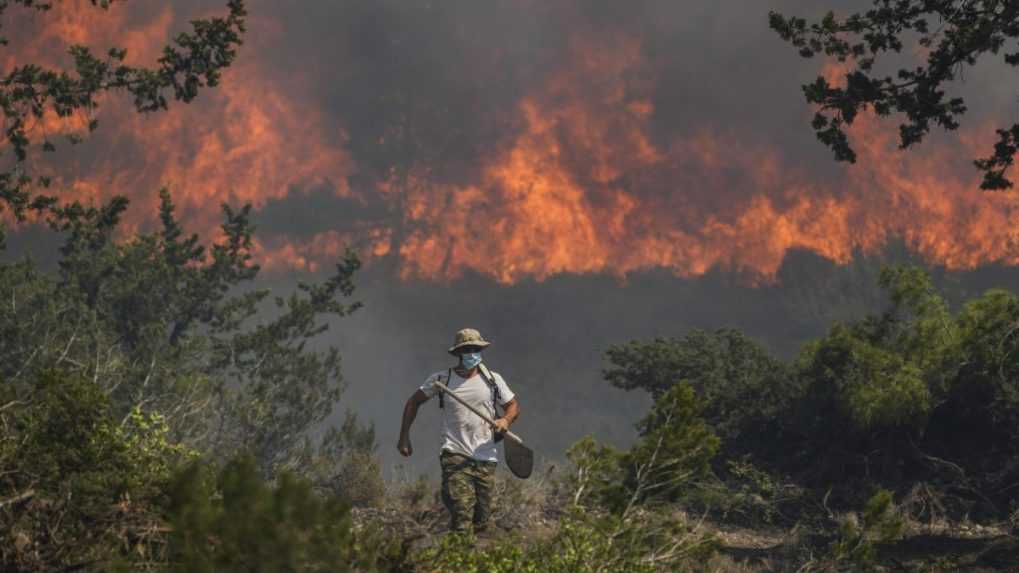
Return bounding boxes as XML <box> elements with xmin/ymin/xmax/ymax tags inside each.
<box><xmin>351</xmin><ymin>460</ymin><xmax>1019</xmax><ymax>572</ymax></box>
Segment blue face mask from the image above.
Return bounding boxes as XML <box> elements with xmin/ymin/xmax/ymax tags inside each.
<box><xmin>460</xmin><ymin>352</ymin><xmax>483</xmax><ymax>369</ymax></box>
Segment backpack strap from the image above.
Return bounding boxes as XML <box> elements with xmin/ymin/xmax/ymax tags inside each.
<box><xmin>438</xmin><ymin>368</ymin><xmax>452</xmax><ymax>409</ymax></box>
<box><xmin>477</xmin><ymin>363</ymin><xmax>502</xmax><ymax>411</ymax></box>
<box><xmin>477</xmin><ymin>363</ymin><xmax>504</xmax><ymax>443</ymax></box>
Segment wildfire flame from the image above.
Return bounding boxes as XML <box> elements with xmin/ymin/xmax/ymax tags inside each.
<box><xmin>7</xmin><ymin>3</ymin><xmax>1019</xmax><ymax>283</ymax></box>
<box><xmin>9</xmin><ymin>1</ymin><xmax>353</xmax><ymax>239</ymax></box>
<box><xmin>377</xmin><ymin>50</ymin><xmax>1019</xmax><ymax>283</ymax></box>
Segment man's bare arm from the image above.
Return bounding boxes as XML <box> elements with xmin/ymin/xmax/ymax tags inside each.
<box><xmin>397</xmin><ymin>389</ymin><xmax>430</xmax><ymax>457</ymax></box>
<box><xmin>494</xmin><ymin>397</ymin><xmax>519</xmax><ymax>433</ymax></box>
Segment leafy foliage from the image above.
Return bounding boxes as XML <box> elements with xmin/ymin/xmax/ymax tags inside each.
<box><xmin>830</xmin><ymin>489</ymin><xmax>905</xmax><ymax>569</ymax></box>
<box><xmin>316</xmin><ymin>412</ymin><xmax>386</xmax><ymax>508</ymax></box>
<box><xmin>929</xmin><ymin>287</ymin><xmax>1019</xmax><ymax>466</ymax></box>
<box><xmin>415</xmin><ymin>513</ymin><xmax>715</xmax><ymax>573</ymax></box>
<box><xmin>566</xmin><ymin>385</ymin><xmax>718</xmax><ymax>514</ymax></box>
<box><xmin>0</xmin><ymin>190</ymin><xmax>366</xmax><ymax>479</ymax></box>
<box><xmin>165</xmin><ymin>455</ymin><xmax>395</xmax><ymax>572</ymax></box>
<box><xmin>797</xmin><ymin>322</ymin><xmax>931</xmax><ymax>439</ymax></box>
<box><xmin>1</xmin><ymin>369</ymin><xmax>392</xmax><ymax>572</ymax></box>
<box><xmin>623</xmin><ymin>384</ymin><xmax>720</xmax><ymax>506</ymax></box>
<box><xmin>0</xmin><ymin>5</ymin><xmax>389</xmax><ymax>570</ymax></box>
<box><xmin>565</xmin><ymin>436</ymin><xmax>626</xmax><ymax>510</ymax></box>
<box><xmin>0</xmin><ymin>370</ymin><xmax>195</xmax><ymax>570</ymax></box>
<box><xmin>608</xmin><ymin>264</ymin><xmax>1019</xmax><ymax>503</ymax></box>
<box><xmin>770</xmin><ymin>1</ymin><xmax>1019</xmax><ymax>189</ymax></box>
<box><xmin>604</xmin><ymin>330</ymin><xmax>796</xmax><ymax>449</ymax></box>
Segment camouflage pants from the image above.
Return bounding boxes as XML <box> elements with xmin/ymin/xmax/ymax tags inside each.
<box><xmin>439</xmin><ymin>450</ymin><xmax>497</xmax><ymax>533</ymax></box>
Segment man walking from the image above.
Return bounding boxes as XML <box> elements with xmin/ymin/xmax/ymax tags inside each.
<box><xmin>397</xmin><ymin>328</ymin><xmax>520</xmax><ymax>534</ymax></box>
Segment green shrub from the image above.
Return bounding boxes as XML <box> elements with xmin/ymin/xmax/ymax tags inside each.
<box><xmin>165</xmin><ymin>454</ymin><xmax>399</xmax><ymax>572</ymax></box>
<box><xmin>567</xmin><ymin>384</ymin><xmax>718</xmax><ymax>513</ymax></box>
<box><xmin>623</xmin><ymin>384</ymin><xmax>720</xmax><ymax>506</ymax></box>
<box><xmin>415</xmin><ymin>512</ymin><xmax>715</xmax><ymax>573</ymax></box>
<box><xmin>700</xmin><ymin>458</ymin><xmax>807</xmax><ymax>526</ymax></box>
<box><xmin>830</xmin><ymin>489</ymin><xmax>904</xmax><ymax>569</ymax></box>
<box><xmin>603</xmin><ymin>329</ymin><xmax>797</xmax><ymax>450</ymax></box>
<box><xmin>565</xmin><ymin>436</ymin><xmax>626</xmax><ymax>510</ymax></box>
<box><xmin>941</xmin><ymin>289</ymin><xmax>1019</xmax><ymax>452</ymax></box>
<box><xmin>799</xmin><ymin>323</ymin><xmax>931</xmax><ymax>436</ymax></box>
<box><xmin>1</xmin><ymin>370</ymin><xmax>194</xmax><ymax>570</ymax></box>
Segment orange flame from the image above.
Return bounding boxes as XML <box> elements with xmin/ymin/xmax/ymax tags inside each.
<box><xmin>8</xmin><ymin>4</ymin><xmax>1019</xmax><ymax>283</ymax></box>
<box><xmin>378</xmin><ymin>45</ymin><xmax>1019</xmax><ymax>283</ymax></box>
<box><xmin>10</xmin><ymin>2</ymin><xmax>353</xmax><ymax>240</ymax></box>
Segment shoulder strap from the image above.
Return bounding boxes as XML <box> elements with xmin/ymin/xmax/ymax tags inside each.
<box><xmin>478</xmin><ymin>363</ymin><xmax>505</xmax><ymax>443</ymax></box>
<box><xmin>438</xmin><ymin>368</ymin><xmax>451</xmax><ymax>409</ymax></box>
<box><xmin>478</xmin><ymin>363</ymin><xmax>501</xmax><ymax>410</ymax></box>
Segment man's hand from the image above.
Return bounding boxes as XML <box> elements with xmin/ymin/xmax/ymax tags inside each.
<box><xmin>492</xmin><ymin>418</ymin><xmax>510</xmax><ymax>434</ymax></box>
<box><xmin>397</xmin><ymin>436</ymin><xmax>413</xmax><ymax>457</ymax></box>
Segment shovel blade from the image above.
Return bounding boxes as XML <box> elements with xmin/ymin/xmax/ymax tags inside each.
<box><xmin>504</xmin><ymin>437</ymin><xmax>533</xmax><ymax>479</ymax></box>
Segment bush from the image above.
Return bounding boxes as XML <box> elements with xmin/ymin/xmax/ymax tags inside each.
<box><xmin>603</xmin><ymin>329</ymin><xmax>798</xmax><ymax>451</ymax></box>
<box><xmin>690</xmin><ymin>458</ymin><xmax>809</xmax><ymax>527</ymax></box>
<box><xmin>0</xmin><ymin>370</ymin><xmax>194</xmax><ymax>570</ymax></box>
<box><xmin>783</xmin><ymin>267</ymin><xmax>959</xmax><ymax>481</ymax></box>
<box><xmin>0</xmin><ymin>369</ymin><xmax>399</xmax><ymax>572</ymax></box>
<box><xmin>165</xmin><ymin>454</ymin><xmax>399</xmax><ymax>572</ymax></box>
<box><xmin>335</xmin><ymin>450</ymin><xmax>386</xmax><ymax>508</ymax></box>
<box><xmin>623</xmin><ymin>384</ymin><xmax>720</xmax><ymax>506</ymax></box>
<box><xmin>334</xmin><ymin>413</ymin><xmax>386</xmax><ymax>508</ymax></box>
<box><xmin>797</xmin><ymin>322</ymin><xmax>931</xmax><ymax>438</ymax></box>
<box><xmin>938</xmin><ymin>289</ymin><xmax>1019</xmax><ymax>459</ymax></box>
<box><xmin>414</xmin><ymin>512</ymin><xmax>716</xmax><ymax>573</ymax></box>
<box><xmin>565</xmin><ymin>436</ymin><xmax>626</xmax><ymax>510</ymax></box>
<box><xmin>784</xmin><ymin>267</ymin><xmax>1019</xmax><ymax>490</ymax></box>
<box><xmin>566</xmin><ymin>384</ymin><xmax>718</xmax><ymax>514</ymax></box>
<box><xmin>829</xmin><ymin>489</ymin><xmax>905</xmax><ymax>569</ymax></box>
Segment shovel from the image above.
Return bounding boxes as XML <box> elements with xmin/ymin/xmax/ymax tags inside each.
<box><xmin>433</xmin><ymin>379</ymin><xmax>533</xmax><ymax>479</ymax></box>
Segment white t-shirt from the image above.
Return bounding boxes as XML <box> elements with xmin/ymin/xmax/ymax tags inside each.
<box><xmin>420</xmin><ymin>367</ymin><xmax>515</xmax><ymax>462</ymax></box>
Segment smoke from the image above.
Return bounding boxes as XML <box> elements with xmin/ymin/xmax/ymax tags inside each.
<box><xmin>327</xmin><ymin>247</ymin><xmax>1019</xmax><ymax>474</ymax></box>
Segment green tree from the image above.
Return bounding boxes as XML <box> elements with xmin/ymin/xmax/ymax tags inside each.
<box><xmin>0</xmin><ymin>4</ymin><xmax>388</xmax><ymax>567</ymax></box>
<box><xmin>930</xmin><ymin>287</ymin><xmax>1019</xmax><ymax>468</ymax></box>
<box><xmin>784</xmin><ymin>265</ymin><xmax>1019</xmax><ymax>484</ymax></box>
<box><xmin>770</xmin><ymin>1</ymin><xmax>1019</xmax><ymax>189</ymax></box>
<box><xmin>790</xmin><ymin>266</ymin><xmax>958</xmax><ymax>478</ymax></box>
<box><xmin>797</xmin><ymin>321</ymin><xmax>931</xmax><ymax>443</ymax></box>
<box><xmin>603</xmin><ymin>329</ymin><xmax>797</xmax><ymax>448</ymax></box>
<box><xmin>0</xmin><ymin>191</ymin><xmax>368</xmax><ymax>479</ymax></box>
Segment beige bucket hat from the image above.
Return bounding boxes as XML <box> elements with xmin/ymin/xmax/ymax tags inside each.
<box><xmin>448</xmin><ymin>328</ymin><xmax>491</xmax><ymax>354</ymax></box>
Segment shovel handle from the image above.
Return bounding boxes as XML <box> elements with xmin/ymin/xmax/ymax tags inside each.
<box><xmin>432</xmin><ymin>379</ymin><xmax>524</xmax><ymax>445</ymax></box>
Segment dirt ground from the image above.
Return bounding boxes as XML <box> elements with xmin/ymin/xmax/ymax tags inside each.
<box><xmin>712</xmin><ymin>520</ymin><xmax>1019</xmax><ymax>572</ymax></box>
